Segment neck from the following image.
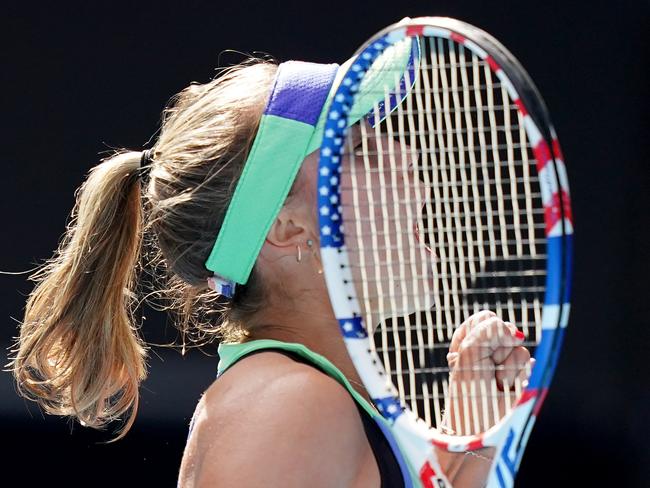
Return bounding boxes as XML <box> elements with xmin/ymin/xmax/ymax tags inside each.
<box><xmin>246</xmin><ymin>300</ymin><xmax>372</xmax><ymax>403</ymax></box>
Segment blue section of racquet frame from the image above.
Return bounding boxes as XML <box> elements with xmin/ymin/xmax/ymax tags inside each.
<box><xmin>534</xmin><ymin>228</ymin><xmax>572</xmax><ymax>389</ymax></box>
<box><xmin>495</xmin><ymin>429</ymin><xmax>517</xmax><ymax>488</ymax></box>
<box><xmin>563</xmin><ymin>233</ymin><xmax>573</xmax><ymax>303</ymax></box>
<box><xmin>544</xmin><ymin>235</ymin><xmax>573</xmax><ymax>305</ymax></box>
<box><xmin>373</xmin><ymin>396</ymin><xmax>404</xmax><ymax>422</ymax></box>
<box><xmin>544</xmin><ymin>236</ymin><xmax>561</xmax><ymax>305</ymax></box>
<box><xmin>338</xmin><ymin>317</ymin><xmax>368</xmax><ymax>338</ymax></box>
<box><xmin>318</xmin><ymin>36</ymin><xmax>391</xmax><ymax>249</ymax></box>
<box><xmin>528</xmin><ymin>327</ymin><xmax>567</xmax><ymax>389</ymax></box>
<box><xmin>318</xmin><ymin>35</ymin><xmax>411</xmax><ymax>429</ymax></box>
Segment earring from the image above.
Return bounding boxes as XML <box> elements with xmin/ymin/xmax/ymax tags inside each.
<box><xmin>306</xmin><ymin>239</ymin><xmax>314</xmax><ymax>248</ymax></box>
<box><xmin>296</xmin><ymin>245</ymin><xmax>302</xmax><ymax>263</ymax></box>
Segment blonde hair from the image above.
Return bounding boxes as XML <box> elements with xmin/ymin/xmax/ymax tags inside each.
<box><xmin>8</xmin><ymin>60</ymin><xmax>278</xmax><ymax>441</ymax></box>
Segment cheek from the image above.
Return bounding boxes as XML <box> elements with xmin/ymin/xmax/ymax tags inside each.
<box><xmin>340</xmin><ymin>159</ymin><xmax>419</xmax><ymax>244</ymax></box>
<box><xmin>299</xmin><ymin>151</ymin><xmax>324</xmax><ymax>236</ymax></box>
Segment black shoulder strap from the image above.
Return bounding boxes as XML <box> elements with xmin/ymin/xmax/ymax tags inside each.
<box><xmin>246</xmin><ymin>348</ymin><xmax>405</xmax><ymax>488</ymax></box>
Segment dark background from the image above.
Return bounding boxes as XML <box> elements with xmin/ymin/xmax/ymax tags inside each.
<box><xmin>2</xmin><ymin>1</ymin><xmax>648</xmax><ymax>486</ymax></box>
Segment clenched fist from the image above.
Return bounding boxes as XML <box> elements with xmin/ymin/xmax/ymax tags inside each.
<box><xmin>443</xmin><ymin>310</ymin><xmax>534</xmax><ymax>436</ymax></box>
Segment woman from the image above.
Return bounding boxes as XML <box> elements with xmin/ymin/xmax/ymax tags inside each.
<box><xmin>10</xmin><ymin>54</ymin><xmax>530</xmax><ymax>487</ymax></box>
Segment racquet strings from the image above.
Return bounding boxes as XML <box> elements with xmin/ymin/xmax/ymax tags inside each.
<box><xmin>341</xmin><ymin>36</ymin><xmax>546</xmax><ymax>435</ymax></box>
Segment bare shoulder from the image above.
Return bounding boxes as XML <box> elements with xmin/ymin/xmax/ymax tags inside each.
<box><xmin>178</xmin><ymin>351</ymin><xmax>376</xmax><ymax>488</ymax></box>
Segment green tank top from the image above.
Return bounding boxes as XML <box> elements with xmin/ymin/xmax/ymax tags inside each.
<box><xmin>216</xmin><ymin>339</ymin><xmax>420</xmax><ymax>487</ymax></box>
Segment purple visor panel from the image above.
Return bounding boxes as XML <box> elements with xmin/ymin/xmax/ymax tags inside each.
<box><xmin>264</xmin><ymin>61</ymin><xmax>339</xmax><ymax>126</ymax></box>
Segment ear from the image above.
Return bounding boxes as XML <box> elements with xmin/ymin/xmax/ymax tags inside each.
<box><xmin>265</xmin><ymin>157</ymin><xmax>321</xmax><ymax>249</ymax></box>
<box><xmin>266</xmin><ymin>207</ymin><xmax>309</xmax><ymax>248</ymax></box>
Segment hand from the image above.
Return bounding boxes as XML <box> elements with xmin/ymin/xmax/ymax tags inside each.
<box><xmin>443</xmin><ymin>310</ymin><xmax>533</xmax><ymax>436</ymax></box>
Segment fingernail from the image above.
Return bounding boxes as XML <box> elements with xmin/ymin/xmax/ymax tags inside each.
<box><xmin>514</xmin><ymin>330</ymin><xmax>525</xmax><ymax>341</ymax></box>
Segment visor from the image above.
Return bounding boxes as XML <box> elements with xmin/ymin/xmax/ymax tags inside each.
<box><xmin>205</xmin><ymin>36</ymin><xmax>419</xmax><ymax>297</ymax></box>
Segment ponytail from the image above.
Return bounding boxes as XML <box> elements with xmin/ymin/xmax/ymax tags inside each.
<box><xmin>9</xmin><ymin>151</ymin><xmax>148</xmax><ymax>441</ymax></box>
<box><xmin>8</xmin><ymin>60</ymin><xmax>280</xmax><ymax>440</ymax></box>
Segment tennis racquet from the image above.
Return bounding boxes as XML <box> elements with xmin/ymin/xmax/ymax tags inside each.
<box><xmin>317</xmin><ymin>17</ymin><xmax>572</xmax><ymax>487</ymax></box>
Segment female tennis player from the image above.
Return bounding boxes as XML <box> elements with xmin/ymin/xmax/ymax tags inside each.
<box><xmin>10</xmin><ymin>51</ymin><xmax>531</xmax><ymax>487</ymax></box>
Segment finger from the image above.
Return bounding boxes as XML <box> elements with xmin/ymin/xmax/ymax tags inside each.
<box><xmin>495</xmin><ymin>346</ymin><xmax>531</xmax><ymax>391</ymax></box>
<box><xmin>491</xmin><ymin>322</ymin><xmax>525</xmax><ymax>364</ymax></box>
<box><xmin>504</xmin><ymin>322</ymin><xmax>525</xmax><ymax>341</ymax></box>
<box><xmin>460</xmin><ymin>317</ymin><xmax>523</xmax><ymax>362</ymax></box>
<box><xmin>446</xmin><ymin>352</ymin><xmax>460</xmax><ymax>372</ymax></box>
<box><xmin>520</xmin><ymin>358</ymin><xmax>536</xmax><ymax>389</ymax></box>
<box><xmin>517</xmin><ymin>358</ymin><xmax>536</xmax><ymax>389</ymax></box>
<box><xmin>450</xmin><ymin>310</ymin><xmax>496</xmax><ymax>353</ymax></box>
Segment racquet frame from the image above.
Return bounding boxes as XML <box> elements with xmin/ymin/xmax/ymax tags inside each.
<box><xmin>317</xmin><ymin>17</ymin><xmax>572</xmax><ymax>488</ymax></box>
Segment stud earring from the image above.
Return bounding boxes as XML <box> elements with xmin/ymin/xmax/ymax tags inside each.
<box><xmin>306</xmin><ymin>239</ymin><xmax>314</xmax><ymax>248</ymax></box>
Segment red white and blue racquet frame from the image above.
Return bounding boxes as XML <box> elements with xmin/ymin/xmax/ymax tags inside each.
<box><xmin>318</xmin><ymin>17</ymin><xmax>572</xmax><ymax>487</ymax></box>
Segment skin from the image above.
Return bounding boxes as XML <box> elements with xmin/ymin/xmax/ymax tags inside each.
<box><xmin>178</xmin><ymin>126</ymin><xmax>531</xmax><ymax>487</ymax></box>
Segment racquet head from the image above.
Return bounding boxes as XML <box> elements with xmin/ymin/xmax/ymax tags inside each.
<box><xmin>317</xmin><ymin>17</ymin><xmax>572</xmax><ymax>487</ymax></box>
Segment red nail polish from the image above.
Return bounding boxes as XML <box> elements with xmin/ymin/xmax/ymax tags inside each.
<box><xmin>515</xmin><ymin>330</ymin><xmax>525</xmax><ymax>340</ymax></box>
